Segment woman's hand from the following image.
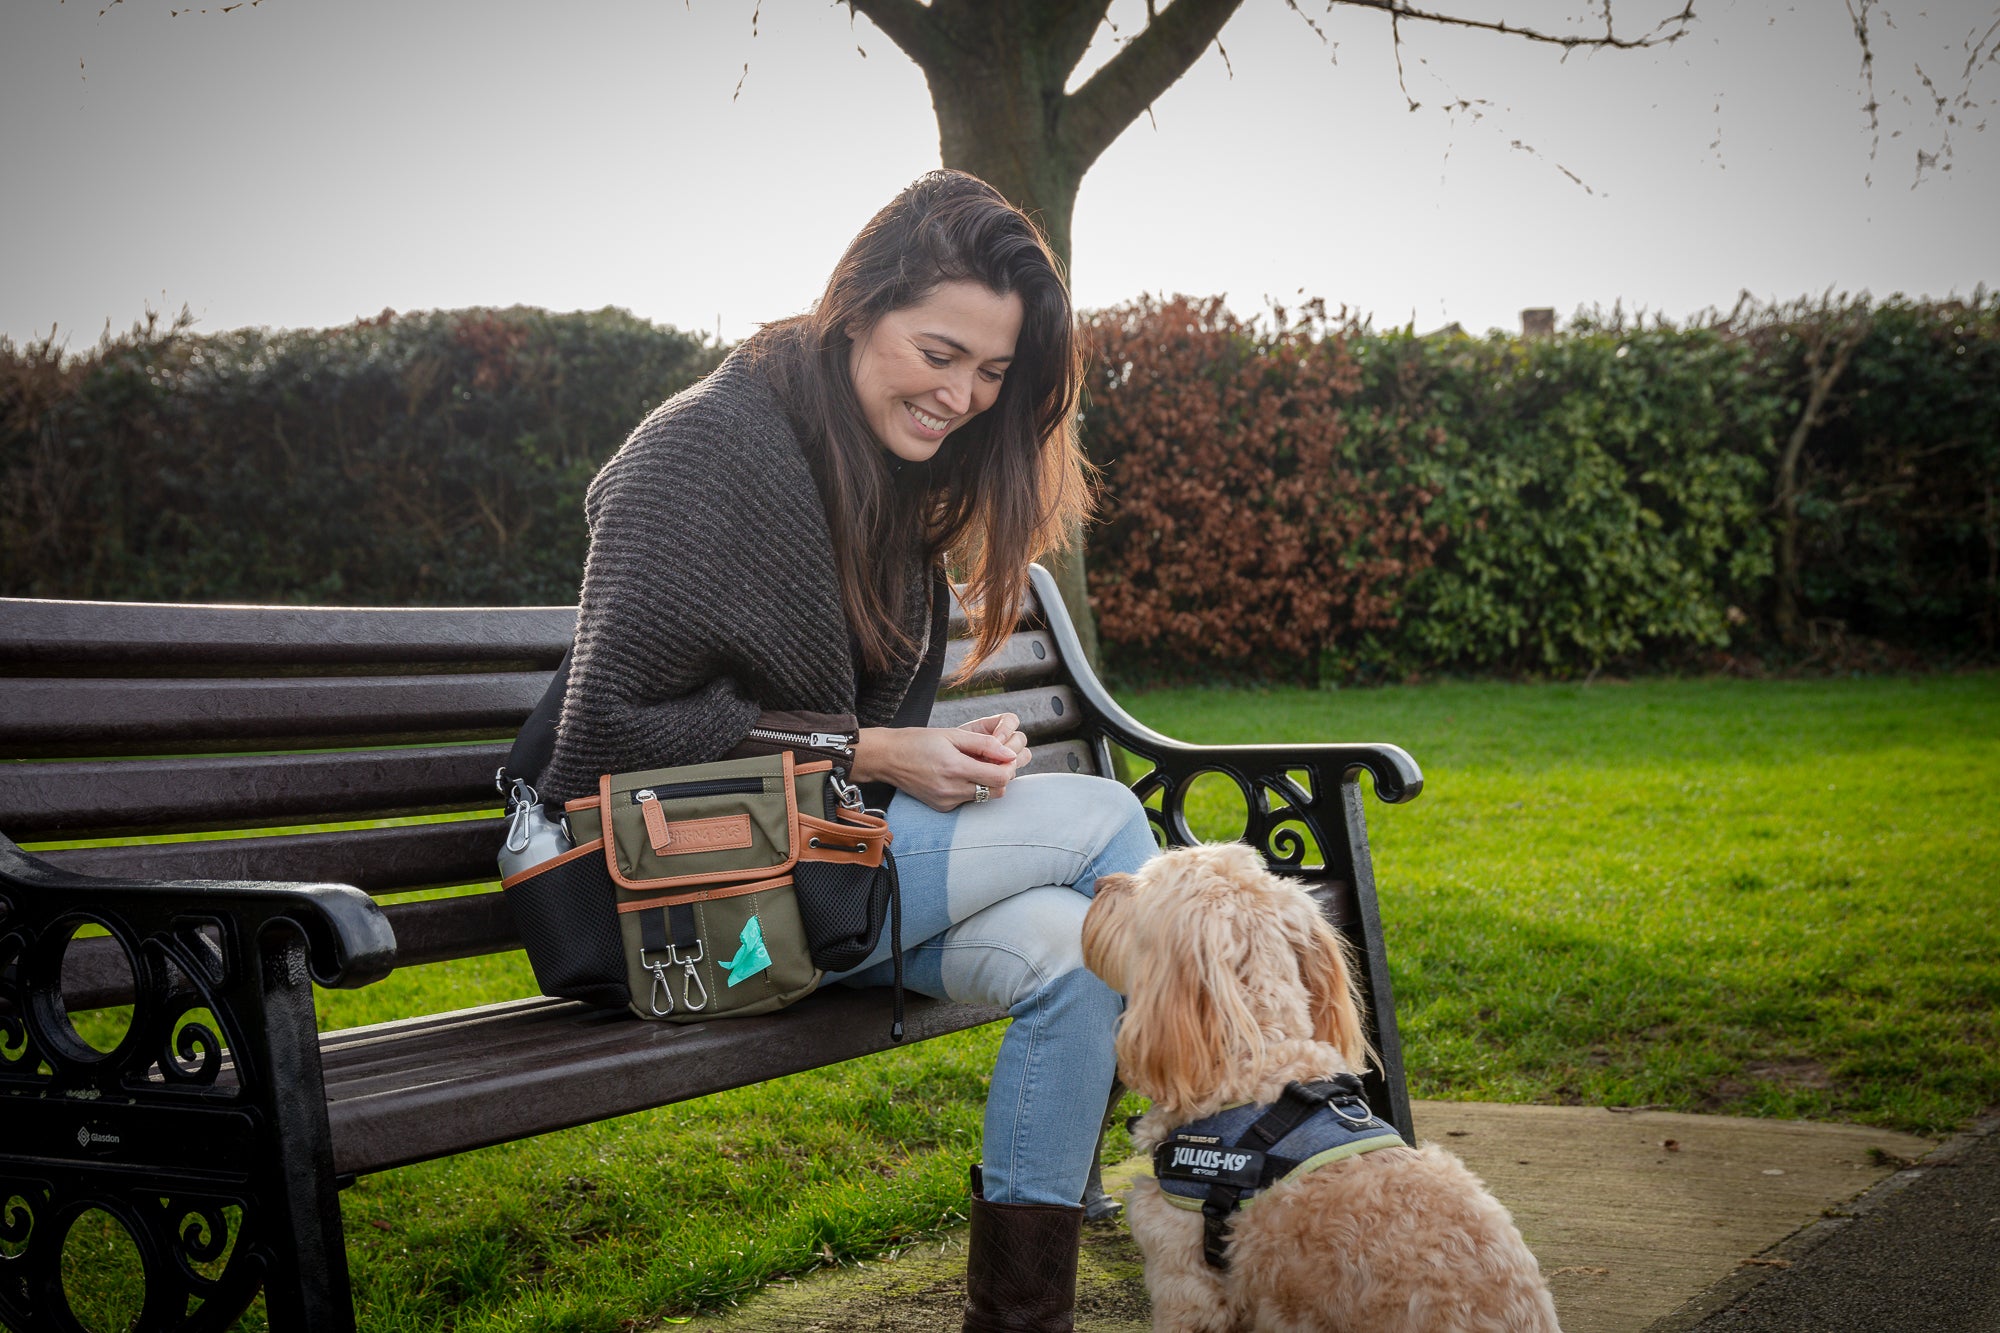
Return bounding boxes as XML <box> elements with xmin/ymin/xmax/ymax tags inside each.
<box><xmin>851</xmin><ymin>724</ymin><xmax>1021</xmax><ymax>811</ymax></box>
<box><xmin>957</xmin><ymin>712</ymin><xmax>1030</xmax><ymax>768</ymax></box>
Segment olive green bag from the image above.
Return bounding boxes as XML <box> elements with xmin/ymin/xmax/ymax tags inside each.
<box><xmin>563</xmin><ymin>751</ymin><xmax>891</xmax><ymax>1023</ymax></box>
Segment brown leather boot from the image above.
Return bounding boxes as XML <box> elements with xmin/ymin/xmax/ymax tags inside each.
<box><xmin>962</xmin><ymin>1164</ymin><xmax>1083</xmax><ymax>1333</ymax></box>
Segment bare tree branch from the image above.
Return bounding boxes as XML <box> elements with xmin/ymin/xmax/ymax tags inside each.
<box><xmin>1065</xmin><ymin>0</ymin><xmax>1247</xmax><ymax>171</ymax></box>
<box><xmin>1333</xmin><ymin>0</ymin><xmax>1696</xmax><ymax>53</ymax></box>
<box><xmin>845</xmin><ymin>0</ymin><xmax>950</xmax><ymax>71</ymax></box>
<box><xmin>1846</xmin><ymin>0</ymin><xmax>1883</xmax><ymax>184</ymax></box>
<box><xmin>1043</xmin><ymin>1</ymin><xmax>1119</xmax><ymax>88</ymax></box>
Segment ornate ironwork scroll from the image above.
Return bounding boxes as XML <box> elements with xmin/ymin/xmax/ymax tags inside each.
<box><xmin>0</xmin><ymin>843</ymin><xmax>393</xmax><ymax>1332</ymax></box>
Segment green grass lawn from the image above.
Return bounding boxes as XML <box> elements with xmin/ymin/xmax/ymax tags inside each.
<box><xmin>50</xmin><ymin>672</ymin><xmax>2000</xmax><ymax>1331</ymax></box>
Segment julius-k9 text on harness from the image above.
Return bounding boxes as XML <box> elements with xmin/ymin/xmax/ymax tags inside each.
<box><xmin>1149</xmin><ymin>1075</ymin><xmax>1407</xmax><ymax>1269</ymax></box>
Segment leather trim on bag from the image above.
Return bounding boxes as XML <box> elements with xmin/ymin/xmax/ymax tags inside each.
<box><xmin>500</xmin><ymin>837</ymin><xmax>606</xmax><ymax>889</ymax></box>
<box><xmin>797</xmin><ymin>811</ymin><xmax>890</xmax><ymax>867</ymax></box>
<box><xmin>598</xmin><ymin>750</ymin><xmax>802</xmax><ymax>892</ymax></box>
<box><xmin>613</xmin><ymin>872</ymin><xmax>795</xmax><ymax>913</ymax></box>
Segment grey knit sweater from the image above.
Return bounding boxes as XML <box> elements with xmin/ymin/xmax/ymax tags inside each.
<box><xmin>538</xmin><ymin>339</ymin><xmax>932</xmax><ymax>805</ymax></box>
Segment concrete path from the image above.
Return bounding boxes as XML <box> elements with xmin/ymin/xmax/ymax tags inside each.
<box><xmin>680</xmin><ymin>1100</ymin><xmax>1936</xmax><ymax>1332</ymax></box>
<box><xmin>1654</xmin><ymin>1113</ymin><xmax>2000</xmax><ymax>1332</ymax></box>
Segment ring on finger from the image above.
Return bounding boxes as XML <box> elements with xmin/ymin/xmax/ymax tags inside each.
<box><xmin>972</xmin><ymin>783</ymin><xmax>991</xmax><ymax>804</ymax></box>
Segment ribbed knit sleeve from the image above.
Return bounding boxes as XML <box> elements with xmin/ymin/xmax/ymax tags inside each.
<box><xmin>536</xmin><ymin>351</ymin><xmax>869</xmax><ymax>804</ymax></box>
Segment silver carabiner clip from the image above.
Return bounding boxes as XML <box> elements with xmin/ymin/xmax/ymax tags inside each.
<box><xmin>830</xmin><ymin>771</ymin><xmax>865</xmax><ymax>810</ymax></box>
<box><xmin>642</xmin><ymin>948</ymin><xmax>676</xmax><ymax>1016</ymax></box>
<box><xmin>672</xmin><ymin>941</ymin><xmax>709</xmax><ymax>1012</ymax></box>
<box><xmin>502</xmin><ymin>778</ymin><xmax>540</xmax><ymax>853</ymax></box>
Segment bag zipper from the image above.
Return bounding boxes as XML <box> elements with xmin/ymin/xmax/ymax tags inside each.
<box><xmin>744</xmin><ymin>727</ymin><xmax>866</xmax><ymax>810</ymax></box>
<box><xmin>632</xmin><ymin>777</ymin><xmax>765</xmax><ymax>804</ymax></box>
<box><xmin>744</xmin><ymin>726</ymin><xmax>857</xmax><ymax>760</ymax></box>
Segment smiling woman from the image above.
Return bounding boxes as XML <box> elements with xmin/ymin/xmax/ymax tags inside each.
<box><xmin>849</xmin><ymin>281</ymin><xmax>1023</xmax><ymax>464</ymax></box>
<box><xmin>533</xmin><ymin>170</ymin><xmax>1152</xmax><ymax>1333</ymax></box>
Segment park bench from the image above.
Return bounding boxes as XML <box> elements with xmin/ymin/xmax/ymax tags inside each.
<box><xmin>0</xmin><ymin>564</ymin><xmax>1422</xmax><ymax>1332</ymax></box>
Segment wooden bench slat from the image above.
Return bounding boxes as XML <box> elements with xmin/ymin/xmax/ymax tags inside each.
<box><xmin>379</xmin><ymin>893</ymin><xmax>518</xmax><ymax>967</ymax></box>
<box><xmin>52</xmin><ymin>890</ymin><xmax>520</xmax><ymax>1009</ymax></box>
<box><xmin>940</xmin><ymin>630</ymin><xmax>1061</xmax><ymax>696</ymax></box>
<box><xmin>0</xmin><ymin>673</ymin><xmax>552</xmax><ymax>757</ymax></box>
<box><xmin>928</xmin><ymin>685</ymin><xmax>1082</xmax><ymax>743</ymax></box>
<box><xmin>1018</xmin><ymin>738</ymin><xmax>1100</xmax><ymax>778</ymax></box>
<box><xmin>945</xmin><ymin>583</ymin><xmax>1040</xmax><ymax>640</ymax></box>
<box><xmin>321</xmin><ymin>1003</ymin><xmax>641</xmax><ymax>1102</ymax></box>
<box><xmin>35</xmin><ymin>818</ymin><xmax>507</xmax><ymax>895</ymax></box>
<box><xmin>322</xmin><ymin>989</ymin><xmax>1003</xmax><ymax>1178</ymax></box>
<box><xmin>0</xmin><ymin>599</ymin><xmax>576</xmax><ymax>668</ymax></box>
<box><xmin>1</xmin><ymin>744</ymin><xmax>507</xmax><ymax>841</ymax></box>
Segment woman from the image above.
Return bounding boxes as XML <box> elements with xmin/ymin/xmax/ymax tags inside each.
<box><xmin>537</xmin><ymin>170</ymin><xmax>1156</xmax><ymax>1333</ymax></box>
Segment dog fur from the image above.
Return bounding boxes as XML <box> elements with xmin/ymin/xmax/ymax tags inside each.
<box><xmin>1082</xmin><ymin>842</ymin><xmax>1561</xmax><ymax>1333</ymax></box>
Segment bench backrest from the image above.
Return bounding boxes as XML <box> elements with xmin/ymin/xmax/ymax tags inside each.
<box><xmin>0</xmin><ymin>581</ymin><xmax>1097</xmax><ymax>1005</ymax></box>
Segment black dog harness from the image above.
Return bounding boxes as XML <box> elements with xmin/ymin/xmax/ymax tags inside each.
<box><xmin>1148</xmin><ymin>1075</ymin><xmax>1406</xmax><ymax>1270</ymax></box>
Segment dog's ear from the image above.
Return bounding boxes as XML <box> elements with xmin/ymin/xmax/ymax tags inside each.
<box><xmin>1117</xmin><ymin>904</ymin><xmax>1266</xmax><ymax>1109</ymax></box>
<box><xmin>1293</xmin><ymin>900</ymin><xmax>1374</xmax><ymax>1073</ymax></box>
<box><xmin>1080</xmin><ymin>878</ymin><xmax>1136</xmax><ymax>994</ymax></box>
<box><xmin>1091</xmin><ymin>871</ymin><xmax>1134</xmax><ymax>898</ymax></box>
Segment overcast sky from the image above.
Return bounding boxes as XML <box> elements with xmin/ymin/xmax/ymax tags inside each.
<box><xmin>3</xmin><ymin>0</ymin><xmax>1995</xmax><ymax>351</ymax></box>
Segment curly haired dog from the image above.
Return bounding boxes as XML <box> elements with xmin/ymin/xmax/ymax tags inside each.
<box><xmin>1082</xmin><ymin>842</ymin><xmax>1560</xmax><ymax>1333</ymax></box>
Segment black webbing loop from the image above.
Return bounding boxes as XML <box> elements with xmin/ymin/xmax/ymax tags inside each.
<box><xmin>1200</xmin><ymin>1188</ymin><xmax>1243</xmax><ymax>1270</ymax></box>
<box><xmin>639</xmin><ymin>906</ymin><xmax>669</xmax><ymax>954</ymax></box>
<box><xmin>667</xmin><ymin>903</ymin><xmax>699</xmax><ymax>952</ymax></box>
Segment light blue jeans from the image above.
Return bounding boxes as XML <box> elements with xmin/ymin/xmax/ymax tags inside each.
<box><xmin>823</xmin><ymin>772</ymin><xmax>1157</xmax><ymax>1206</ymax></box>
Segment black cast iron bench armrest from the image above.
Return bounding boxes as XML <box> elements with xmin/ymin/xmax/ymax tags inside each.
<box><xmin>0</xmin><ymin>835</ymin><xmax>398</xmax><ymax>1003</ymax></box>
<box><xmin>1021</xmin><ymin>566</ymin><xmax>1424</xmax><ymax>865</ymax></box>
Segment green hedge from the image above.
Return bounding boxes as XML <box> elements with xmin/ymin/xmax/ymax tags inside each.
<box><xmin>1346</xmin><ymin>323</ymin><xmax>1779</xmax><ymax>673</ymax></box>
<box><xmin>0</xmin><ymin>306</ymin><xmax>720</xmax><ymax>605</ymax></box>
<box><xmin>1081</xmin><ymin>292</ymin><xmax>1997</xmax><ymax>679</ymax></box>
<box><xmin>4</xmin><ymin>292</ymin><xmax>1992</xmax><ymax>679</ymax></box>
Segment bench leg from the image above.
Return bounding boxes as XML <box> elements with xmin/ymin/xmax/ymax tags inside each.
<box><xmin>1080</xmin><ymin>1080</ymin><xmax>1126</xmax><ymax>1222</ymax></box>
<box><xmin>249</xmin><ymin>930</ymin><xmax>356</xmax><ymax>1333</ymax></box>
<box><xmin>0</xmin><ymin>889</ymin><xmax>355</xmax><ymax>1332</ymax></box>
<box><xmin>1330</xmin><ymin>779</ymin><xmax>1415</xmax><ymax>1145</ymax></box>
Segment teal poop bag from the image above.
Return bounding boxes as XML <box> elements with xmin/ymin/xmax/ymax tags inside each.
<box><xmin>720</xmin><ymin>915</ymin><xmax>773</xmax><ymax>987</ymax></box>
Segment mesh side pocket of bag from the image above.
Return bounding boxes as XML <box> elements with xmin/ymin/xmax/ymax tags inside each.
<box><xmin>794</xmin><ymin>854</ymin><xmax>896</xmax><ymax>973</ymax></box>
<box><xmin>504</xmin><ymin>845</ymin><xmax>629</xmax><ymax>1008</ymax></box>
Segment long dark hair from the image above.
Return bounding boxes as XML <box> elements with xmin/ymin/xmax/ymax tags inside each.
<box><xmin>757</xmin><ymin>170</ymin><xmax>1089</xmax><ymax>676</ymax></box>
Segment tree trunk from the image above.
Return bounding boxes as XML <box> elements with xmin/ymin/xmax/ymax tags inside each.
<box><xmin>933</xmin><ymin>134</ymin><xmax>1101</xmax><ymax>666</ymax></box>
<box><xmin>849</xmin><ymin>0</ymin><xmax>1247</xmax><ymax>674</ymax></box>
<box><xmin>919</xmin><ymin>19</ymin><xmax>1101</xmax><ymax>667</ymax></box>
<box><xmin>1773</xmin><ymin>323</ymin><xmax>1863</xmax><ymax>647</ymax></box>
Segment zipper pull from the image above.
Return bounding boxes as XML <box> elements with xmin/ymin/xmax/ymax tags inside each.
<box><xmin>808</xmin><ymin>731</ymin><xmax>857</xmax><ymax>757</ymax></box>
<box><xmin>633</xmin><ymin>789</ymin><xmax>671</xmax><ymax>849</ymax></box>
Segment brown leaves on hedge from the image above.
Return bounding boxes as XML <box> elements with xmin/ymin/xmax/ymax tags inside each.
<box><xmin>1082</xmin><ymin>296</ymin><xmax>1441</xmax><ymax>677</ymax></box>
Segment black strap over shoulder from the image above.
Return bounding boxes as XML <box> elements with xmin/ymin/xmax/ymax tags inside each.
<box><xmin>500</xmin><ymin>645</ymin><xmax>572</xmax><ymax>795</ymax></box>
<box><xmin>860</xmin><ymin>568</ymin><xmax>952</xmax><ymax>811</ymax></box>
<box><xmin>894</xmin><ymin>568</ymin><xmax>953</xmax><ymax>730</ymax></box>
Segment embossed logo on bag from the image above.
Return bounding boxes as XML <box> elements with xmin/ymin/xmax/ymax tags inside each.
<box><xmin>657</xmin><ymin>814</ymin><xmax>755</xmax><ymax>854</ymax></box>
